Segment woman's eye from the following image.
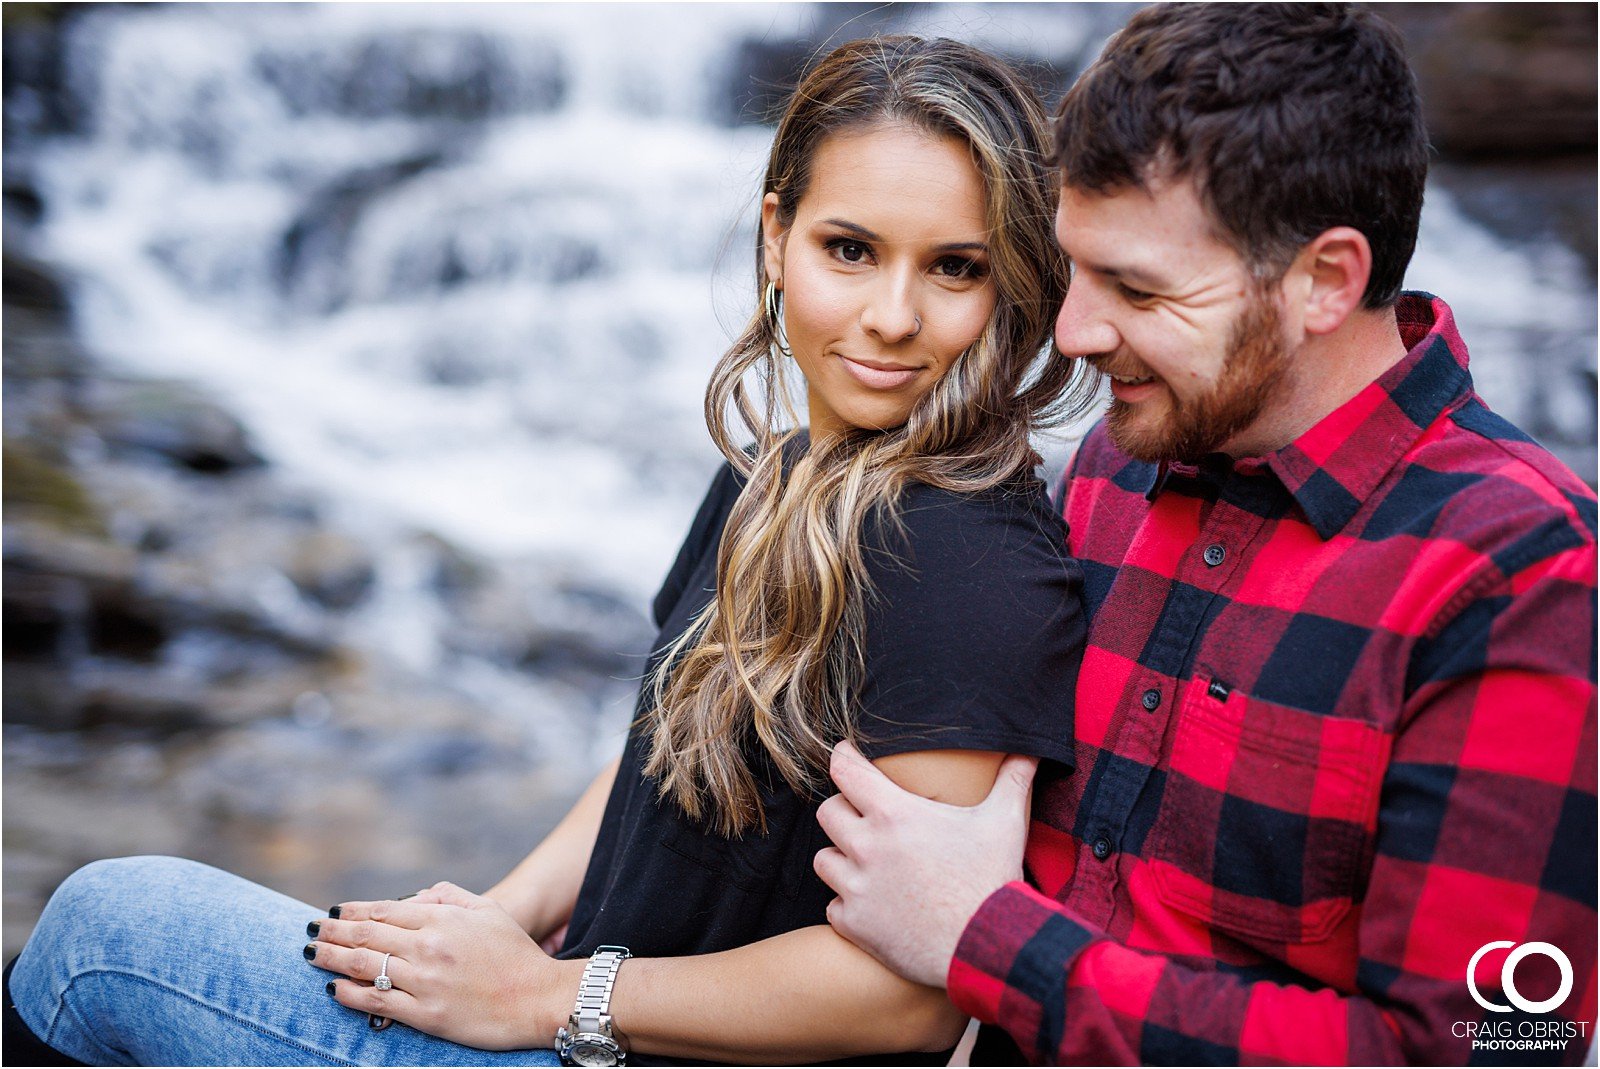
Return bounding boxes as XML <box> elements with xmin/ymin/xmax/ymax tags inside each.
<box><xmin>1118</xmin><ymin>282</ymin><xmax>1156</xmax><ymax>303</ymax></box>
<box><xmin>826</xmin><ymin>239</ymin><xmax>870</xmax><ymax>264</ymax></box>
<box><xmin>934</xmin><ymin>256</ymin><xmax>988</xmax><ymax>280</ymax></box>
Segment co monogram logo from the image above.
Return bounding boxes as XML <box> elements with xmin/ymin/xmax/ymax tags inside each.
<box><xmin>1468</xmin><ymin>941</ymin><xmax>1574</xmax><ymax>1015</ymax></box>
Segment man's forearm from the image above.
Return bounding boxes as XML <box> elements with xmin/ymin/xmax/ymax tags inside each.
<box><xmin>949</xmin><ymin>883</ymin><xmax>1417</xmax><ymax>1065</ymax></box>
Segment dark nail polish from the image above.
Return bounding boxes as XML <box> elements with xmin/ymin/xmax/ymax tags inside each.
<box><xmin>369</xmin><ymin>1014</ymin><xmax>392</xmax><ymax>1031</ymax></box>
<box><xmin>325</xmin><ymin>980</ymin><xmax>337</xmax><ymax>996</ymax></box>
<box><xmin>303</xmin><ymin>942</ymin><xmax>318</xmax><ymax>961</ymax></box>
<box><xmin>306</xmin><ymin>920</ymin><xmax>321</xmax><ymax>937</ymax></box>
<box><xmin>397</xmin><ymin>892</ymin><xmax>417</xmax><ymax>901</ymax></box>
<box><xmin>327</xmin><ymin>905</ymin><xmax>342</xmax><ymax>919</ymax></box>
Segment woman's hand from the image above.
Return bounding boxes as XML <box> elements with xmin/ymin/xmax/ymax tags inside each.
<box><xmin>427</xmin><ymin>882</ymin><xmax>567</xmax><ymax>951</ymax></box>
<box><xmin>307</xmin><ymin>881</ymin><xmax>581</xmax><ymax>1050</ymax></box>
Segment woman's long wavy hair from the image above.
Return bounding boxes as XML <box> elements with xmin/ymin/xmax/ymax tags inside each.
<box><xmin>644</xmin><ymin>35</ymin><xmax>1098</xmax><ymax>836</ymax></box>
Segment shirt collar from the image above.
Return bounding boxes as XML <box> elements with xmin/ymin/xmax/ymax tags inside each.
<box><xmin>1138</xmin><ymin>292</ymin><xmax>1475</xmax><ymax>539</ymax></box>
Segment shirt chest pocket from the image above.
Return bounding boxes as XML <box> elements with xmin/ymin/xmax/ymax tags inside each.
<box><xmin>1144</xmin><ymin>674</ymin><xmax>1391</xmax><ymax>946</ymax></box>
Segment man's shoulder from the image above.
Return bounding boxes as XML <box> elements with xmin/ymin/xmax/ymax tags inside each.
<box><xmin>1445</xmin><ymin>395</ymin><xmax>1595</xmax><ymax>511</ymax></box>
<box><xmin>1366</xmin><ymin>392</ymin><xmax>1597</xmax><ymax>568</ymax></box>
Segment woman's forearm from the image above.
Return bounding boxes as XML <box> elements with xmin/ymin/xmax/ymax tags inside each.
<box><xmin>485</xmin><ymin>756</ymin><xmax>619</xmax><ymax>938</ymax></box>
<box><xmin>524</xmin><ymin>748</ymin><xmax>994</xmax><ymax>1059</ymax></box>
<box><xmin>573</xmin><ymin>924</ymin><xmax>967</xmax><ymax>1063</ymax></box>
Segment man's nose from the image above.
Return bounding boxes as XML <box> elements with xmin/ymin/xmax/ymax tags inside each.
<box><xmin>1054</xmin><ymin>274</ymin><xmax>1119</xmax><ymax>359</ymax></box>
<box><xmin>860</xmin><ymin>271</ymin><xmax>921</xmax><ymax>344</ymax></box>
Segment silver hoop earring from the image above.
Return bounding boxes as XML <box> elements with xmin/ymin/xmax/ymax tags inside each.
<box><xmin>763</xmin><ymin>279</ymin><xmax>792</xmax><ymax>359</ymax></box>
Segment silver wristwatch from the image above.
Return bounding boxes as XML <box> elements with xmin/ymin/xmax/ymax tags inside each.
<box><xmin>555</xmin><ymin>945</ymin><xmax>631</xmax><ymax>1066</ymax></box>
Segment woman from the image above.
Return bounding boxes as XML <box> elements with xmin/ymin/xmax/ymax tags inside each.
<box><xmin>7</xmin><ymin>35</ymin><xmax>1092</xmax><ymax>1066</ymax></box>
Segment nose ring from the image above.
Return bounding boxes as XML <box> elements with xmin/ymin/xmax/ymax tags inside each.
<box><xmin>909</xmin><ymin>314</ymin><xmax>922</xmax><ymax>339</ymax></box>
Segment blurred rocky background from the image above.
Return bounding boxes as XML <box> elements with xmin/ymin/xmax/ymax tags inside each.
<box><xmin>3</xmin><ymin>3</ymin><xmax>1595</xmax><ymax>958</ymax></box>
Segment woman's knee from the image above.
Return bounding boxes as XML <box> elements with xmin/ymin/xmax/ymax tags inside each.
<box><xmin>33</xmin><ymin>857</ymin><xmax>220</xmax><ymax>958</ymax></box>
<box><xmin>47</xmin><ymin>855</ymin><xmax>210</xmax><ymax>911</ymax></box>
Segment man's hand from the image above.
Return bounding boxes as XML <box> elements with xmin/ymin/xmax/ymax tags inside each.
<box><xmin>814</xmin><ymin>740</ymin><xmax>1037</xmax><ymax>988</ymax></box>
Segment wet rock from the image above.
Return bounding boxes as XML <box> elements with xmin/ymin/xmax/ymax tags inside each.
<box><xmin>3</xmin><ymin>176</ymin><xmax>44</xmax><ymax>230</ymax></box>
<box><xmin>415</xmin><ymin>531</ymin><xmax>487</xmax><ymax>598</ymax></box>
<box><xmin>711</xmin><ymin>6</ymin><xmax>1114</xmax><ymax>128</ymax></box>
<box><xmin>2</xmin><ymin>579</ymin><xmax>346</xmax><ymax>733</ymax></box>
<box><xmin>254</xmin><ymin>30</ymin><xmax>565</xmax><ymax>122</ymax></box>
<box><xmin>717</xmin><ymin>36</ymin><xmax>816</xmax><ymax>126</ymax></box>
<box><xmin>349</xmin><ymin>185</ymin><xmax>612</xmax><ymax>309</ymax></box>
<box><xmin>1</xmin><ymin>4</ymin><xmax>85</xmax><ymax>142</ymax></box>
<box><xmin>434</xmin><ymin>556</ymin><xmax>652</xmax><ymax>683</ymax></box>
<box><xmin>77</xmin><ymin>681</ymin><xmax>213</xmax><ymax>736</ymax></box>
<box><xmin>2</xmin><ymin>438</ymin><xmax>102</xmax><ymax>533</ymax></box>
<box><xmin>2</xmin><ymin>253</ymin><xmax>69</xmax><ymax>314</ymax></box>
<box><xmin>85</xmin><ymin>377</ymin><xmax>265</xmax><ymax>475</ymax></box>
<box><xmin>277</xmin><ymin>149</ymin><xmax>447</xmax><ymax>313</ymax></box>
<box><xmin>713</xmin><ymin>4</ymin><xmax>928</xmax><ymax>126</ymax></box>
<box><xmin>3</xmin><ymin>254</ymin><xmax>94</xmax><ymax>442</ymax></box>
<box><xmin>1432</xmin><ymin>158</ymin><xmax>1599</xmax><ymax>276</ymax></box>
<box><xmin>286</xmin><ymin>529</ymin><xmax>376</xmax><ymax>611</ymax></box>
<box><xmin>3</xmin><ymin>509</ymin><xmax>339</xmax><ymax>695</ymax></box>
<box><xmin>1386</xmin><ymin>4</ymin><xmax>1597</xmax><ymax>158</ymax></box>
<box><xmin>3</xmin><ymin>518</ymin><xmax>138</xmax><ymax>586</ymax></box>
<box><xmin>517</xmin><ymin>579</ymin><xmax>654</xmax><ymax>682</ymax></box>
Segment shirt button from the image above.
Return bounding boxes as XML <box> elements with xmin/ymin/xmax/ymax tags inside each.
<box><xmin>1203</xmin><ymin>543</ymin><xmax>1227</xmax><ymax>567</ymax></box>
<box><xmin>1091</xmin><ymin>836</ymin><xmax>1112</xmax><ymax>861</ymax></box>
<box><xmin>1141</xmin><ymin>688</ymin><xmax>1161</xmax><ymax>711</ymax></box>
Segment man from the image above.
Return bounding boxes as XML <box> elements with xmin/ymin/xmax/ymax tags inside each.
<box><xmin>815</xmin><ymin>4</ymin><xmax>1598</xmax><ymax>1065</ymax></box>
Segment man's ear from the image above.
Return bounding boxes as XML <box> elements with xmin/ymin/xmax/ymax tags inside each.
<box><xmin>1288</xmin><ymin>226</ymin><xmax>1372</xmax><ymax>336</ymax></box>
<box><xmin>761</xmin><ymin>192</ymin><xmax>788</xmax><ymax>289</ymax></box>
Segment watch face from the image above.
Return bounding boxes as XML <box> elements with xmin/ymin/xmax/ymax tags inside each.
<box><xmin>572</xmin><ymin>1041</ymin><xmax>617</xmax><ymax>1066</ymax></box>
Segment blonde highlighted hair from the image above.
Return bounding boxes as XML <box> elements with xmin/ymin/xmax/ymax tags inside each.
<box><xmin>644</xmin><ymin>35</ymin><xmax>1097</xmax><ymax>836</ymax></box>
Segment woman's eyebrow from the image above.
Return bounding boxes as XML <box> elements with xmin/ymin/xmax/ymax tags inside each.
<box><xmin>819</xmin><ymin>218</ymin><xmax>989</xmax><ymax>254</ymax></box>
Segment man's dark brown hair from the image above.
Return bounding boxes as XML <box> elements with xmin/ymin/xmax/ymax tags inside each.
<box><xmin>1052</xmin><ymin>3</ymin><xmax>1428</xmax><ymax>308</ymax></box>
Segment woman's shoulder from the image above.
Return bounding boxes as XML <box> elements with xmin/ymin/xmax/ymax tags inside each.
<box><xmin>896</xmin><ymin>470</ymin><xmax>1057</xmax><ymax>515</ymax></box>
<box><xmin>876</xmin><ymin>471</ymin><xmax>1071</xmax><ymax>566</ymax></box>
<box><xmin>854</xmin><ymin>470</ymin><xmax>1085</xmax><ymax>769</ymax></box>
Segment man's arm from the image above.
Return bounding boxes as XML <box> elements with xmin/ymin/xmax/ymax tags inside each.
<box><xmin>822</xmin><ymin>541</ymin><xmax>1598</xmax><ymax>1065</ymax></box>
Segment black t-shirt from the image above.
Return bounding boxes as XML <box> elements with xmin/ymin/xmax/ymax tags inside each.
<box><xmin>559</xmin><ymin>452</ymin><xmax>1084</xmax><ymax>1065</ymax></box>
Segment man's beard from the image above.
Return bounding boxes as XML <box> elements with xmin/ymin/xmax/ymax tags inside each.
<box><xmin>1104</xmin><ymin>290</ymin><xmax>1291</xmax><ymax>464</ymax></box>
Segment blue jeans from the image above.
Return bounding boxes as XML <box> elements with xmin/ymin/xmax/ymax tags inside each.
<box><xmin>11</xmin><ymin>856</ymin><xmax>563</xmax><ymax>1066</ymax></box>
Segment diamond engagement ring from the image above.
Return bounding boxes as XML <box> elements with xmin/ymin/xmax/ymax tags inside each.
<box><xmin>374</xmin><ymin>952</ymin><xmax>393</xmax><ymax>991</ymax></box>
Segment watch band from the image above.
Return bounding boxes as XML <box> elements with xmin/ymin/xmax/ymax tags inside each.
<box><xmin>572</xmin><ymin>945</ymin><xmax>631</xmax><ymax>1035</ymax></box>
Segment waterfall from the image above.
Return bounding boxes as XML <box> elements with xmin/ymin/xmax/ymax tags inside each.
<box><xmin>9</xmin><ymin>0</ymin><xmax>1595</xmax><ymax>736</ymax></box>
<box><xmin>2</xmin><ymin>3</ymin><xmax>1593</xmax><ymax>944</ymax></box>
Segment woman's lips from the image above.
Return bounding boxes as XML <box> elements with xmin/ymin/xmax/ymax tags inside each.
<box><xmin>839</xmin><ymin>355</ymin><xmax>921</xmax><ymax>390</ymax></box>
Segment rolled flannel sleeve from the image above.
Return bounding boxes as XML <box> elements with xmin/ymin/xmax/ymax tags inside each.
<box><xmin>948</xmin><ymin>540</ymin><xmax>1598</xmax><ymax>1066</ymax></box>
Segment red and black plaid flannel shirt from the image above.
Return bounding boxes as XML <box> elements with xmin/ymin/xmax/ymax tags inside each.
<box><xmin>948</xmin><ymin>293</ymin><xmax>1598</xmax><ymax>1065</ymax></box>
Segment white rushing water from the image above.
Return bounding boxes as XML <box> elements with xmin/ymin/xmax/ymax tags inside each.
<box><xmin>17</xmin><ymin>3</ymin><xmax>1596</xmax><ymax>731</ymax></box>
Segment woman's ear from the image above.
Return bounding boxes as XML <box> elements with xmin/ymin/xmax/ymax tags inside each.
<box><xmin>761</xmin><ymin>192</ymin><xmax>788</xmax><ymax>289</ymax></box>
<box><xmin>1289</xmin><ymin>226</ymin><xmax>1372</xmax><ymax>336</ymax></box>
